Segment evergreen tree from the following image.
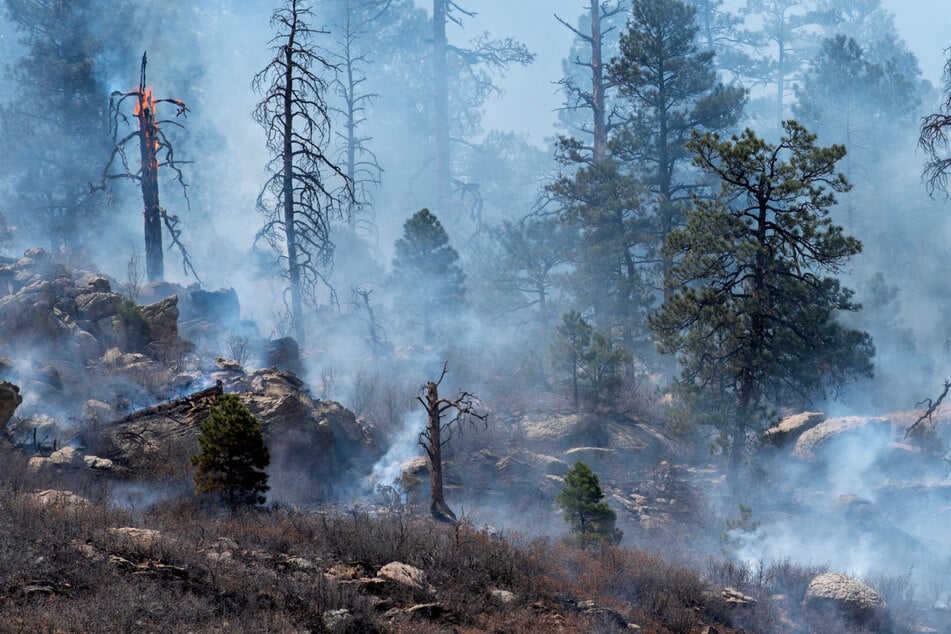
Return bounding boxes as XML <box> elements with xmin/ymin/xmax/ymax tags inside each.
<box><xmin>391</xmin><ymin>209</ymin><xmax>465</xmax><ymax>343</ymax></box>
<box><xmin>549</xmin><ymin>158</ymin><xmax>652</xmax><ymax>355</ymax></box>
<box><xmin>737</xmin><ymin>0</ymin><xmax>823</xmax><ymax>131</ymax></box>
<box><xmin>556</xmin><ymin>461</ymin><xmax>622</xmax><ymax>547</ymax></box>
<box><xmin>651</xmin><ymin>121</ymin><xmax>873</xmax><ymax>487</ymax></box>
<box><xmin>0</xmin><ymin>0</ymin><xmax>125</xmax><ymax>253</ymax></box>
<box><xmin>192</xmin><ymin>394</ymin><xmax>270</xmax><ymax>510</ymax></box>
<box><xmin>608</xmin><ymin>0</ymin><xmax>746</xmax><ymax>295</ymax></box>
<box><xmin>552</xmin><ymin>311</ymin><xmax>593</xmax><ymax>409</ymax></box>
<box><xmin>552</xmin><ymin>311</ymin><xmax>631</xmax><ymax>410</ymax></box>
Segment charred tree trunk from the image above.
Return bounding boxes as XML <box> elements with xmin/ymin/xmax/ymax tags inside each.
<box><xmin>135</xmin><ymin>55</ymin><xmax>164</xmax><ymax>282</ymax></box>
<box><xmin>417</xmin><ymin>362</ymin><xmax>486</xmax><ymax>523</ymax></box>
<box><xmin>424</xmin><ymin>379</ymin><xmax>455</xmax><ymax>523</ymax></box>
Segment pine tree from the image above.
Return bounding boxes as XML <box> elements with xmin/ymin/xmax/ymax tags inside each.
<box><xmin>192</xmin><ymin>394</ymin><xmax>270</xmax><ymax>510</ymax></box>
<box><xmin>391</xmin><ymin>209</ymin><xmax>465</xmax><ymax>343</ymax></box>
<box><xmin>650</xmin><ymin>121</ymin><xmax>873</xmax><ymax>488</ymax></box>
<box><xmin>556</xmin><ymin>461</ymin><xmax>621</xmax><ymax>547</ymax></box>
<box><xmin>608</xmin><ymin>0</ymin><xmax>746</xmax><ymax>294</ymax></box>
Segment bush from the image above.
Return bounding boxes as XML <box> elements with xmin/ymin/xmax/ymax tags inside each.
<box><xmin>118</xmin><ymin>299</ymin><xmax>151</xmax><ymax>352</ymax></box>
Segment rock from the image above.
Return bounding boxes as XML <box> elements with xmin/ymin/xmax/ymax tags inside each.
<box><xmin>805</xmin><ymin>572</ymin><xmax>886</xmax><ymax>624</ymax></box>
<box><xmin>322</xmin><ymin>609</ymin><xmax>355</xmax><ymax>633</ymax></box>
<box><xmin>83</xmin><ymin>399</ymin><xmax>115</xmax><ymax>423</ymax></box>
<box><xmin>376</xmin><ymin>562</ymin><xmax>435</xmax><ymax>594</ymax></box>
<box><xmin>722</xmin><ymin>587</ymin><xmax>757</xmax><ymax>606</ymax></box>
<box><xmin>0</xmin><ymin>380</ymin><xmax>22</xmax><ymax>427</ymax></box>
<box><xmin>32</xmin><ymin>489</ymin><xmax>92</xmax><ymax>508</ymax></box>
<box><xmin>187</xmin><ymin>288</ymin><xmax>240</xmax><ymax>324</ymax></box>
<box><xmin>259</xmin><ymin>337</ymin><xmax>302</xmax><ymax>376</ymax></box>
<box><xmin>75</xmin><ymin>292</ymin><xmax>122</xmax><ymax>321</ymax></box>
<box><xmin>401</xmin><ymin>603</ymin><xmax>444</xmax><ymax>618</ymax></box>
<box><xmin>49</xmin><ymin>447</ymin><xmax>84</xmax><ymax>467</ymax></box>
<box><xmin>83</xmin><ymin>455</ymin><xmax>113</xmax><ymax>470</ymax></box>
<box><xmin>107</xmin><ymin>527</ymin><xmax>165</xmax><ymax>553</ymax></box>
<box><xmin>489</xmin><ymin>588</ymin><xmax>516</xmax><ymax>603</ymax></box>
<box><xmin>765</xmin><ymin>411</ymin><xmax>826</xmax><ymax>446</ymax></box>
<box><xmin>793</xmin><ymin>416</ymin><xmax>893</xmax><ymax>462</ymax></box>
<box><xmin>26</xmin><ymin>456</ymin><xmax>52</xmax><ymax>472</ymax></box>
<box><xmin>140</xmin><ymin>295</ymin><xmax>179</xmax><ymax>345</ymax></box>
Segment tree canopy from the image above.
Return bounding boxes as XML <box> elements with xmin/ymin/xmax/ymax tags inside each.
<box><xmin>651</xmin><ymin>121</ymin><xmax>873</xmax><ymax>485</ymax></box>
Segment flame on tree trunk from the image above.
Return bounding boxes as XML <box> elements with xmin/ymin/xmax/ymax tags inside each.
<box><xmin>100</xmin><ymin>51</ymin><xmax>197</xmax><ymax>284</ymax></box>
<box><xmin>135</xmin><ymin>56</ymin><xmax>163</xmax><ymax>282</ymax></box>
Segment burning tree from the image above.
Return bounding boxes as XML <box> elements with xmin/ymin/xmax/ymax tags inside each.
<box><xmin>253</xmin><ymin>0</ymin><xmax>352</xmax><ymax>343</ymax></box>
<box><xmin>418</xmin><ymin>362</ymin><xmax>486</xmax><ymax>523</ymax></box>
<box><xmin>101</xmin><ymin>52</ymin><xmax>197</xmax><ymax>283</ymax></box>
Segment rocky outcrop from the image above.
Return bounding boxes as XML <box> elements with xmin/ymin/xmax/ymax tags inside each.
<box><xmin>805</xmin><ymin>573</ymin><xmax>886</xmax><ymax>625</ymax></box>
<box><xmin>793</xmin><ymin>416</ymin><xmax>894</xmax><ymax>462</ymax></box>
<box><xmin>0</xmin><ymin>381</ymin><xmax>21</xmax><ymax>426</ymax></box>
<box><xmin>89</xmin><ymin>368</ymin><xmax>380</xmax><ymax>502</ymax></box>
<box><xmin>765</xmin><ymin>411</ymin><xmax>825</xmax><ymax>447</ymax></box>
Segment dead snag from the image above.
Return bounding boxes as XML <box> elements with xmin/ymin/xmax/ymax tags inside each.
<box><xmin>417</xmin><ymin>361</ymin><xmax>487</xmax><ymax>523</ymax></box>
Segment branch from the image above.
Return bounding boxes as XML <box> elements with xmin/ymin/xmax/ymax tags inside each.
<box><xmin>905</xmin><ymin>379</ymin><xmax>951</xmax><ymax>440</ymax></box>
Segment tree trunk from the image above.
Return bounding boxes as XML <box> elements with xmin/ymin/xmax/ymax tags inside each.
<box><xmin>433</xmin><ymin>0</ymin><xmax>451</xmax><ymax>214</ymax></box>
<box><xmin>136</xmin><ymin>56</ymin><xmax>163</xmax><ymax>283</ymax></box>
<box><xmin>282</xmin><ymin>18</ymin><xmax>304</xmax><ymax>343</ymax></box>
<box><xmin>425</xmin><ymin>380</ymin><xmax>456</xmax><ymax>523</ymax></box>
<box><xmin>590</xmin><ymin>0</ymin><xmax>607</xmax><ymax>162</ymax></box>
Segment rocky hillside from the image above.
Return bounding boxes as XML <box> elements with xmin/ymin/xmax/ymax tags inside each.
<box><xmin>1</xmin><ymin>248</ymin><xmax>949</xmax><ymax>632</ymax></box>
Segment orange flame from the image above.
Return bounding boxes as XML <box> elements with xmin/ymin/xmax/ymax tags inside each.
<box><xmin>133</xmin><ymin>86</ymin><xmax>154</xmax><ymax>117</ymax></box>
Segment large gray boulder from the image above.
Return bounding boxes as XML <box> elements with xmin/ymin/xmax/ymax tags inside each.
<box><xmin>805</xmin><ymin>572</ymin><xmax>886</xmax><ymax>625</ymax></box>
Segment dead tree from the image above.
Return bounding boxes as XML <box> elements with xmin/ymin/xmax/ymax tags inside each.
<box><xmin>101</xmin><ymin>52</ymin><xmax>198</xmax><ymax>283</ymax></box>
<box><xmin>905</xmin><ymin>379</ymin><xmax>951</xmax><ymax>442</ymax></box>
<box><xmin>328</xmin><ymin>0</ymin><xmax>388</xmax><ymax>235</ymax></box>
<box><xmin>252</xmin><ymin>0</ymin><xmax>352</xmax><ymax>344</ymax></box>
<box><xmin>555</xmin><ymin>1</ymin><xmax>626</xmax><ymax>163</ymax></box>
<box><xmin>921</xmin><ymin>55</ymin><xmax>951</xmax><ymax>197</ymax></box>
<box><xmin>430</xmin><ymin>0</ymin><xmax>533</xmax><ymax>218</ymax></box>
<box><xmin>417</xmin><ymin>361</ymin><xmax>486</xmax><ymax>523</ymax></box>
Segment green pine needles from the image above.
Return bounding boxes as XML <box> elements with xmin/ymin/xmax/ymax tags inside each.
<box><xmin>191</xmin><ymin>394</ymin><xmax>270</xmax><ymax>509</ymax></box>
<box><xmin>556</xmin><ymin>461</ymin><xmax>622</xmax><ymax>547</ymax></box>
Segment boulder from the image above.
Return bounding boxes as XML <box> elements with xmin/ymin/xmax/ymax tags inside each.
<box><xmin>187</xmin><ymin>287</ymin><xmax>240</xmax><ymax>324</ymax></box>
<box><xmin>49</xmin><ymin>446</ymin><xmax>84</xmax><ymax>468</ymax></box>
<box><xmin>805</xmin><ymin>572</ymin><xmax>886</xmax><ymax>625</ymax></box>
<box><xmin>75</xmin><ymin>292</ymin><xmax>122</xmax><ymax>321</ymax></box>
<box><xmin>765</xmin><ymin>411</ymin><xmax>826</xmax><ymax>446</ymax></box>
<box><xmin>83</xmin><ymin>399</ymin><xmax>115</xmax><ymax>423</ymax></box>
<box><xmin>140</xmin><ymin>295</ymin><xmax>179</xmax><ymax>345</ymax></box>
<box><xmin>0</xmin><ymin>380</ymin><xmax>22</xmax><ymax>427</ymax></box>
<box><xmin>793</xmin><ymin>416</ymin><xmax>893</xmax><ymax>462</ymax></box>
<box><xmin>377</xmin><ymin>562</ymin><xmax>435</xmax><ymax>594</ymax></box>
<box><xmin>83</xmin><ymin>455</ymin><xmax>114</xmax><ymax>471</ymax></box>
<box><xmin>32</xmin><ymin>489</ymin><xmax>92</xmax><ymax>508</ymax></box>
<box><xmin>259</xmin><ymin>337</ymin><xmax>302</xmax><ymax>376</ymax></box>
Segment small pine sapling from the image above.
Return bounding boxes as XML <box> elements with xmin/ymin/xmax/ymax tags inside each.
<box><xmin>191</xmin><ymin>394</ymin><xmax>270</xmax><ymax>510</ymax></box>
<box><xmin>556</xmin><ymin>461</ymin><xmax>622</xmax><ymax>547</ymax></box>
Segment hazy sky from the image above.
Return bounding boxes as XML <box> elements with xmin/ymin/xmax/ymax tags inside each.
<box><xmin>419</xmin><ymin>1</ymin><xmax>950</xmax><ymax>146</ymax></box>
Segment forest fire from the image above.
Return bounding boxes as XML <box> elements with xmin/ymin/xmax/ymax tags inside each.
<box><xmin>132</xmin><ymin>86</ymin><xmax>154</xmax><ymax>117</ymax></box>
